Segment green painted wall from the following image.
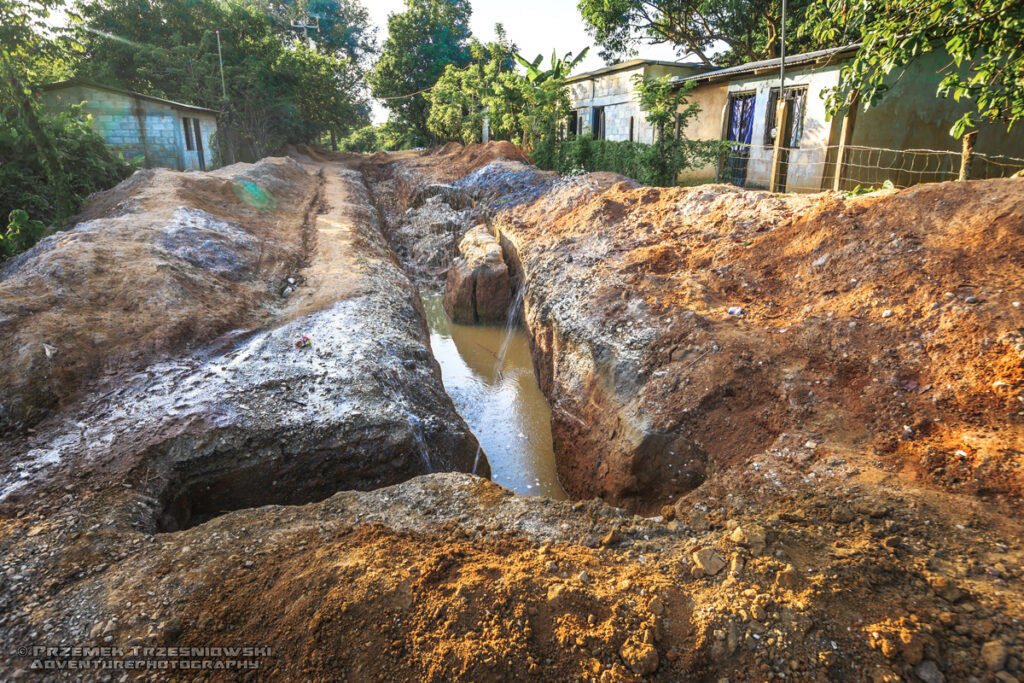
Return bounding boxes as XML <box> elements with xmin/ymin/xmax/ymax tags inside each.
<box><xmin>41</xmin><ymin>85</ymin><xmax>218</xmax><ymax>171</ymax></box>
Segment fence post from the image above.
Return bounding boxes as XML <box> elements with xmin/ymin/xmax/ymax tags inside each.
<box><xmin>769</xmin><ymin>98</ymin><xmax>789</xmax><ymax>192</ymax></box>
<box><xmin>832</xmin><ymin>92</ymin><xmax>858</xmax><ymax>191</ymax></box>
<box><xmin>958</xmin><ymin>131</ymin><xmax>977</xmax><ymax>181</ymax></box>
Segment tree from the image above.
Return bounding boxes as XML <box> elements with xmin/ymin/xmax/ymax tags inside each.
<box><xmin>803</xmin><ymin>0</ymin><xmax>1024</xmax><ymax>140</ymax></box>
<box><xmin>254</xmin><ymin>0</ymin><xmax>377</xmax><ymax>65</ymax></box>
<box><xmin>0</xmin><ymin>0</ymin><xmax>75</xmax><ymax>222</ymax></box>
<box><xmin>577</xmin><ymin>0</ymin><xmax>816</xmax><ymax>67</ymax></box>
<box><xmin>427</xmin><ymin>28</ymin><xmax>527</xmax><ymax>145</ymax></box>
<box><xmin>632</xmin><ymin>75</ymin><xmax>718</xmax><ymax>184</ymax></box>
<box><xmin>71</xmin><ymin>0</ymin><xmax>372</xmax><ymax>160</ymax></box>
<box><xmin>369</xmin><ymin>0</ymin><xmax>472</xmax><ymax>145</ymax></box>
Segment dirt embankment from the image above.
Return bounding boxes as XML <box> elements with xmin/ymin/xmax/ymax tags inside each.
<box><xmin>344</xmin><ymin>142</ymin><xmax>1024</xmax><ymax>682</ymax></box>
<box><xmin>0</xmin><ymin>158</ymin><xmax>318</xmax><ymax>433</ymax></box>
<box><xmin>0</xmin><ymin>155</ymin><xmax>490</xmax><ymax>678</ymax></box>
<box><xmin>495</xmin><ymin>175</ymin><xmax>1024</xmax><ymax>513</ymax></box>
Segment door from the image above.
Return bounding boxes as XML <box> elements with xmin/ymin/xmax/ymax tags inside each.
<box><xmin>723</xmin><ymin>93</ymin><xmax>755</xmax><ymax>186</ymax></box>
<box><xmin>765</xmin><ymin>87</ymin><xmax>807</xmax><ymax>191</ymax></box>
<box><xmin>192</xmin><ymin>118</ymin><xmax>206</xmax><ymax>171</ymax></box>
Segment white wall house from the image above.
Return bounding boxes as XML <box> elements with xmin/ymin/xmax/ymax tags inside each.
<box><xmin>567</xmin><ymin>60</ymin><xmax>710</xmax><ymax>144</ymax></box>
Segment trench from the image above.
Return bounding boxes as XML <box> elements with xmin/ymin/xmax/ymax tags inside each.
<box><xmin>419</xmin><ymin>289</ymin><xmax>566</xmax><ymax>500</ymax></box>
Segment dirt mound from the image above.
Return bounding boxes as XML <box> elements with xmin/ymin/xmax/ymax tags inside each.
<box><xmin>4</xmin><ymin>471</ymin><xmax>1022</xmax><ymax>682</ymax></box>
<box><xmin>0</xmin><ymin>158</ymin><xmax>318</xmax><ymax>433</ymax></box>
<box><xmin>443</xmin><ymin>140</ymin><xmax>533</xmax><ymax>171</ymax></box>
<box><xmin>491</xmin><ymin>176</ymin><xmax>1024</xmax><ymax>511</ymax></box>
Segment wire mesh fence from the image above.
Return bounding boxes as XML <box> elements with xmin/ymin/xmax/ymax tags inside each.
<box><xmin>716</xmin><ymin>142</ymin><xmax>1024</xmax><ymax>193</ymax></box>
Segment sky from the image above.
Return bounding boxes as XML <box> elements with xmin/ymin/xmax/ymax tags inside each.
<box><xmin>366</xmin><ymin>0</ymin><xmax>683</xmax><ymax>123</ymax></box>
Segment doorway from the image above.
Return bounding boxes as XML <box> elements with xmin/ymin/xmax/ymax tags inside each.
<box><xmin>723</xmin><ymin>93</ymin><xmax>755</xmax><ymax>186</ymax></box>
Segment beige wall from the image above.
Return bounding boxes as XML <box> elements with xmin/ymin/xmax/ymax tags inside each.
<box><xmin>678</xmin><ymin>82</ymin><xmax>729</xmax><ymax>183</ymax></box>
<box><xmin>834</xmin><ymin>50</ymin><xmax>1024</xmax><ymax>189</ymax></box>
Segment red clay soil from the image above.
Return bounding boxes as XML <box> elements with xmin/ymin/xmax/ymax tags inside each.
<box><xmin>497</xmin><ymin>177</ymin><xmax>1023</xmax><ymax>511</ymax></box>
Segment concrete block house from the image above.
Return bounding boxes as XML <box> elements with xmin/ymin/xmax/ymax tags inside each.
<box><xmin>673</xmin><ymin>46</ymin><xmax>1024</xmax><ymax>191</ymax></box>
<box><xmin>566</xmin><ymin>59</ymin><xmax>710</xmax><ymax>144</ymax></box>
<box><xmin>40</xmin><ymin>79</ymin><xmax>219</xmax><ymax>171</ymax></box>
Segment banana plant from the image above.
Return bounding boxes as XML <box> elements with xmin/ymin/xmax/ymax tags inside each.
<box><xmin>513</xmin><ymin>47</ymin><xmax>589</xmax><ymax>85</ymax></box>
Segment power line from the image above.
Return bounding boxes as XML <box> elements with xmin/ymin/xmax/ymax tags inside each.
<box><xmin>376</xmin><ymin>85</ymin><xmax>434</xmax><ymax>101</ymax></box>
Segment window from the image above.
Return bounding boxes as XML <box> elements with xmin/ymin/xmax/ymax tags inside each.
<box><xmin>567</xmin><ymin>110</ymin><xmax>578</xmax><ymax>136</ymax></box>
<box><xmin>628</xmin><ymin>116</ymin><xmax>634</xmax><ymax>142</ymax></box>
<box><xmin>593</xmin><ymin>106</ymin><xmax>606</xmax><ymax>140</ymax></box>
<box><xmin>764</xmin><ymin>86</ymin><xmax>808</xmax><ymax>147</ymax></box>
<box><xmin>182</xmin><ymin>118</ymin><xmax>194</xmax><ymax>151</ymax></box>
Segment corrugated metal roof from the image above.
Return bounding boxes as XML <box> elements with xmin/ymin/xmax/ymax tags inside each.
<box><xmin>673</xmin><ymin>44</ymin><xmax>860</xmax><ymax>86</ymax></box>
<box><xmin>39</xmin><ymin>78</ymin><xmax>220</xmax><ymax>115</ymax></box>
<box><xmin>566</xmin><ymin>58</ymin><xmax>712</xmax><ymax>84</ymax></box>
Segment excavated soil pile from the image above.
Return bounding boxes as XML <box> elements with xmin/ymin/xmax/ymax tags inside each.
<box><xmin>0</xmin><ymin>158</ymin><xmax>317</xmax><ymax>433</ymax></box>
<box><xmin>497</xmin><ymin>176</ymin><xmax>1024</xmax><ymax>511</ymax></box>
<box><xmin>0</xmin><ymin>142</ymin><xmax>1021</xmax><ymax>683</ymax></box>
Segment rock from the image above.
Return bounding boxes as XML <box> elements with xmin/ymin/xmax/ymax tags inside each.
<box><xmin>546</xmin><ymin>584</ymin><xmax>567</xmax><ymax>606</ymax></box>
<box><xmin>729</xmin><ymin>524</ymin><xmax>767</xmax><ymax>555</ymax></box>
<box><xmin>443</xmin><ymin>225</ymin><xmax>511</xmax><ymax>323</ymax></box>
<box><xmin>775</xmin><ymin>564</ymin><xmax>800</xmax><ymax>590</ymax></box>
<box><xmin>915</xmin><ymin>660</ymin><xmax>946</xmax><ymax>683</ymax></box>
<box><xmin>692</xmin><ymin>548</ymin><xmax>727</xmax><ymax>576</ymax></box>
<box><xmin>928</xmin><ymin>576</ymin><xmax>966</xmax><ymax>603</ymax></box>
<box><xmin>982</xmin><ymin>640</ymin><xmax>1008</xmax><ymax>671</ymax></box>
<box><xmin>730</xmin><ymin>555</ymin><xmax>745</xmax><ymax>576</ymax></box>
<box><xmin>602</xmin><ymin>527</ymin><xmax>621</xmax><ymax>547</ymax></box>
<box><xmin>831</xmin><ymin>505</ymin><xmax>855</xmax><ymax>524</ymax></box>
<box><xmin>882</xmin><ymin>309</ymin><xmax>894</xmax><ymax>318</ymax></box>
<box><xmin>882</xmin><ymin>536</ymin><xmax>902</xmax><ymax>551</ymax></box>
<box><xmin>899</xmin><ymin>628</ymin><xmax>924</xmax><ymax>665</ymax></box>
<box><xmin>995</xmin><ymin>674</ymin><xmax>1021</xmax><ymax>683</ymax></box>
<box><xmin>162</xmin><ymin>617</ymin><xmax>183</xmax><ymax>643</ymax></box>
<box><xmin>648</xmin><ymin>596</ymin><xmax>665</xmax><ymax>616</ymax></box>
<box><xmin>620</xmin><ymin>639</ymin><xmax>659</xmax><ymax>675</ymax></box>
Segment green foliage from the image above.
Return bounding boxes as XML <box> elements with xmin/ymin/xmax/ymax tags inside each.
<box><xmin>513</xmin><ymin>47</ymin><xmax>589</xmax><ymax>84</ymax></box>
<box><xmin>71</xmin><ymin>0</ymin><xmax>372</xmax><ymax>161</ymax></box>
<box><xmin>370</xmin><ymin>0</ymin><xmax>473</xmax><ymax>145</ymax></box>
<box><xmin>577</xmin><ymin>0</ymin><xmax>815</xmax><ymax>66</ymax></box>
<box><xmin>425</xmin><ymin>32</ymin><xmax>588</xmax><ymax>153</ymax></box>
<box><xmin>339</xmin><ymin>124</ymin><xmax>380</xmax><ymax>153</ymax></box>
<box><xmin>534</xmin><ymin>78</ymin><xmax>721</xmax><ymax>186</ymax></box>
<box><xmin>427</xmin><ymin>29</ymin><xmax>528</xmax><ymax>145</ymax></box>
<box><xmin>844</xmin><ymin>179</ymin><xmax>895</xmax><ymax>196</ymax></box>
<box><xmin>0</xmin><ymin>103</ymin><xmax>135</xmax><ymax>242</ymax></box>
<box><xmin>1</xmin><ymin>210</ymin><xmax>47</xmax><ymax>259</ymax></box>
<box><xmin>802</xmin><ymin>0</ymin><xmax>1024</xmax><ymax>139</ymax></box>
<box><xmin>534</xmin><ymin>135</ymin><xmax>721</xmax><ymax>186</ymax></box>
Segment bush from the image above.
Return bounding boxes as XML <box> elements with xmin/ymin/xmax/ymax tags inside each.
<box><xmin>533</xmin><ymin>135</ymin><xmax>722</xmax><ymax>187</ymax></box>
<box><xmin>1</xmin><ymin>209</ymin><xmax>46</xmax><ymax>259</ymax></box>
<box><xmin>339</xmin><ymin>125</ymin><xmax>381</xmax><ymax>154</ymax></box>
<box><xmin>0</xmin><ymin>102</ymin><xmax>135</xmax><ymax>259</ymax></box>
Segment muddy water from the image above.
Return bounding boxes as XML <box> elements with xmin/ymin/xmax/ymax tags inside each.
<box><xmin>420</xmin><ymin>290</ymin><xmax>566</xmax><ymax>499</ymax></box>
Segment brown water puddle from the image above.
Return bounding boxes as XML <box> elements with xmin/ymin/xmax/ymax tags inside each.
<box><xmin>420</xmin><ymin>290</ymin><xmax>566</xmax><ymax>500</ymax></box>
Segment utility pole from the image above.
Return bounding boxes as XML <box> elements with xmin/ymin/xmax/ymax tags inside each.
<box><xmin>769</xmin><ymin>0</ymin><xmax>789</xmax><ymax>192</ymax></box>
<box><xmin>215</xmin><ymin>30</ymin><xmax>227</xmax><ymax>102</ymax></box>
